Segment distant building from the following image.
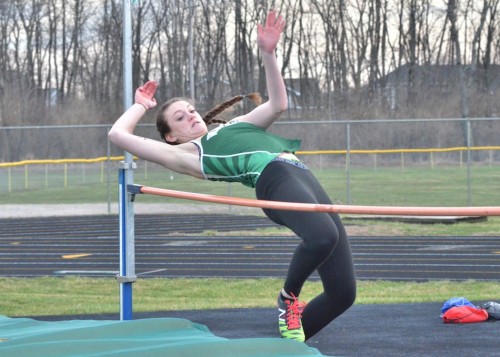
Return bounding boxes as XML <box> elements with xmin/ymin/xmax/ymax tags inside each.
<box><xmin>378</xmin><ymin>64</ymin><xmax>500</xmax><ymax>110</ymax></box>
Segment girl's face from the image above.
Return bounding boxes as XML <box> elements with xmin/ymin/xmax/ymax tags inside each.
<box><xmin>164</xmin><ymin>100</ymin><xmax>208</xmax><ymax>144</ymax></box>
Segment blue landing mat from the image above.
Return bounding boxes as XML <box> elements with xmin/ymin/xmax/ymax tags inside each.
<box><xmin>0</xmin><ymin>315</ymin><xmax>327</xmax><ymax>357</ymax></box>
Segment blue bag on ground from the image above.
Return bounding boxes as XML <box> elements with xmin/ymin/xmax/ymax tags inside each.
<box><xmin>440</xmin><ymin>297</ymin><xmax>474</xmax><ymax>316</ymax></box>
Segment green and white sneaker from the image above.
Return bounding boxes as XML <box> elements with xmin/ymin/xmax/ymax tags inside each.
<box><xmin>277</xmin><ymin>293</ymin><xmax>306</xmax><ymax>342</ymax></box>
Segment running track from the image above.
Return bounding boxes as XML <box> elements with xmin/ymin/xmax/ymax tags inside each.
<box><xmin>1</xmin><ymin>214</ymin><xmax>499</xmax><ymax>281</ymax></box>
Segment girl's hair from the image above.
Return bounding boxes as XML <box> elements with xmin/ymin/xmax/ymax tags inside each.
<box><xmin>156</xmin><ymin>93</ymin><xmax>262</xmax><ymax>144</ymax></box>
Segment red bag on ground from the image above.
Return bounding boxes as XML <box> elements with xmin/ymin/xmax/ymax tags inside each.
<box><xmin>442</xmin><ymin>306</ymin><xmax>489</xmax><ymax>323</ymax></box>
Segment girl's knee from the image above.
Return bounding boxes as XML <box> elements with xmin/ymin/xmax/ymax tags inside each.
<box><xmin>306</xmin><ymin>232</ymin><xmax>338</xmax><ymax>258</ymax></box>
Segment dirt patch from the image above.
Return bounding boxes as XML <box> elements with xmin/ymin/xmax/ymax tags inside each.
<box><xmin>345</xmin><ymin>223</ymin><xmax>405</xmax><ymax>236</ymax></box>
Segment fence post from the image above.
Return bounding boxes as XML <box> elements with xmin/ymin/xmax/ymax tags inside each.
<box><xmin>466</xmin><ymin>119</ymin><xmax>472</xmax><ymax>206</ymax></box>
<box><xmin>24</xmin><ymin>165</ymin><xmax>28</xmax><ymax>189</ymax></box>
<box><xmin>106</xmin><ymin>127</ymin><xmax>112</xmax><ymax>214</ymax></box>
<box><xmin>346</xmin><ymin>122</ymin><xmax>351</xmax><ymax>204</ymax></box>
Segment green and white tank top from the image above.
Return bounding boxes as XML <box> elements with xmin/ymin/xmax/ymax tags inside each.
<box><xmin>192</xmin><ymin>121</ymin><xmax>301</xmax><ymax>188</ymax></box>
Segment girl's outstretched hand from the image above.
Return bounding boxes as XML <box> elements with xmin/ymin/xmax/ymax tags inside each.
<box><xmin>257</xmin><ymin>10</ymin><xmax>285</xmax><ymax>54</ymax></box>
<box><xmin>135</xmin><ymin>80</ymin><xmax>158</xmax><ymax>110</ymax></box>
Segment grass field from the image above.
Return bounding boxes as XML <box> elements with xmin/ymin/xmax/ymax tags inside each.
<box><xmin>2</xmin><ymin>277</ymin><xmax>499</xmax><ymax>317</ymax></box>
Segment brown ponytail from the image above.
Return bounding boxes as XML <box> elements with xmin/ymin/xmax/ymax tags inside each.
<box><xmin>203</xmin><ymin>93</ymin><xmax>262</xmax><ymax>125</ymax></box>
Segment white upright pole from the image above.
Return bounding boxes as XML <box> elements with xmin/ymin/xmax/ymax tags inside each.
<box><xmin>118</xmin><ymin>0</ymin><xmax>136</xmax><ymax>321</ymax></box>
<box><xmin>188</xmin><ymin>0</ymin><xmax>195</xmax><ymax>100</ymax></box>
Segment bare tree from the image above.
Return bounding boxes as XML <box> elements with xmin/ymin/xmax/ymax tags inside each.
<box><xmin>407</xmin><ymin>0</ymin><xmax>418</xmax><ymax>108</ymax></box>
<box><xmin>0</xmin><ymin>2</ymin><xmax>17</xmax><ymax>126</ymax></box>
<box><xmin>367</xmin><ymin>0</ymin><xmax>383</xmax><ymax>97</ymax></box>
<box><xmin>0</xmin><ymin>0</ymin><xmax>499</xmax><ymax>129</ymax></box>
<box><xmin>149</xmin><ymin>1</ymin><xmax>169</xmax><ymax>100</ymax></box>
<box><xmin>483</xmin><ymin>0</ymin><xmax>500</xmax><ymax>68</ymax></box>
<box><xmin>233</xmin><ymin>0</ymin><xmax>253</xmax><ymax>96</ymax></box>
<box><xmin>446</xmin><ymin>0</ymin><xmax>469</xmax><ymax>118</ymax></box>
<box><xmin>196</xmin><ymin>1</ymin><xmax>232</xmax><ymax>108</ymax></box>
<box><xmin>310</xmin><ymin>0</ymin><xmax>352</xmax><ymax>117</ymax></box>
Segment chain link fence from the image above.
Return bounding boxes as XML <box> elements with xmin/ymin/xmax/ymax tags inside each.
<box><xmin>1</xmin><ymin>118</ymin><xmax>499</xmax><ymax>210</ymax></box>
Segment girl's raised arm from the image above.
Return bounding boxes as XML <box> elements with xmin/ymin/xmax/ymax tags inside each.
<box><xmin>108</xmin><ymin>81</ymin><xmax>202</xmax><ymax>177</ymax></box>
<box><xmin>238</xmin><ymin>10</ymin><xmax>288</xmax><ymax>129</ymax></box>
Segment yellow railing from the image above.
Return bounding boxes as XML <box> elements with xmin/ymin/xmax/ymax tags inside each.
<box><xmin>0</xmin><ymin>146</ymin><xmax>500</xmax><ymax>168</ymax></box>
<box><xmin>297</xmin><ymin>146</ymin><xmax>500</xmax><ymax>155</ymax></box>
<box><xmin>1</xmin><ymin>146</ymin><xmax>499</xmax><ymax>169</ymax></box>
<box><xmin>0</xmin><ymin>157</ymin><xmax>125</xmax><ymax>191</ymax></box>
<box><xmin>0</xmin><ymin>156</ymin><xmax>125</xmax><ymax>168</ymax></box>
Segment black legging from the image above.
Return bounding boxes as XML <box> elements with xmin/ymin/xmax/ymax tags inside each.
<box><xmin>256</xmin><ymin>160</ymin><xmax>356</xmax><ymax>340</ymax></box>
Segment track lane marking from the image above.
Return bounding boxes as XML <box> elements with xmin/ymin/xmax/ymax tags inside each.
<box><xmin>62</xmin><ymin>253</ymin><xmax>93</xmax><ymax>259</ymax></box>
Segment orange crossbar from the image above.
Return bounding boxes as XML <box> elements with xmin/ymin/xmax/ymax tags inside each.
<box><xmin>133</xmin><ymin>185</ymin><xmax>500</xmax><ymax>216</ymax></box>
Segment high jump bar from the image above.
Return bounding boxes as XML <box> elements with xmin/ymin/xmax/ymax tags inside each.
<box><xmin>128</xmin><ymin>184</ymin><xmax>500</xmax><ymax>217</ymax></box>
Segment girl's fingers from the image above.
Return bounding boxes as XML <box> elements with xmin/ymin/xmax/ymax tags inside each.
<box><xmin>266</xmin><ymin>10</ymin><xmax>276</xmax><ymax>27</ymax></box>
<box><xmin>143</xmin><ymin>81</ymin><xmax>157</xmax><ymax>97</ymax></box>
<box><xmin>264</xmin><ymin>10</ymin><xmax>284</xmax><ymax>33</ymax></box>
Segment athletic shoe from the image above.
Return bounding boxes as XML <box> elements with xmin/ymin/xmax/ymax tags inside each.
<box><xmin>297</xmin><ymin>300</ymin><xmax>307</xmax><ymax>313</ymax></box>
<box><xmin>277</xmin><ymin>293</ymin><xmax>306</xmax><ymax>342</ymax></box>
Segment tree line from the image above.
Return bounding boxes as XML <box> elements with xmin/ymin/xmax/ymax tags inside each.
<box><xmin>0</xmin><ymin>0</ymin><xmax>499</xmax><ymax>128</ymax></box>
